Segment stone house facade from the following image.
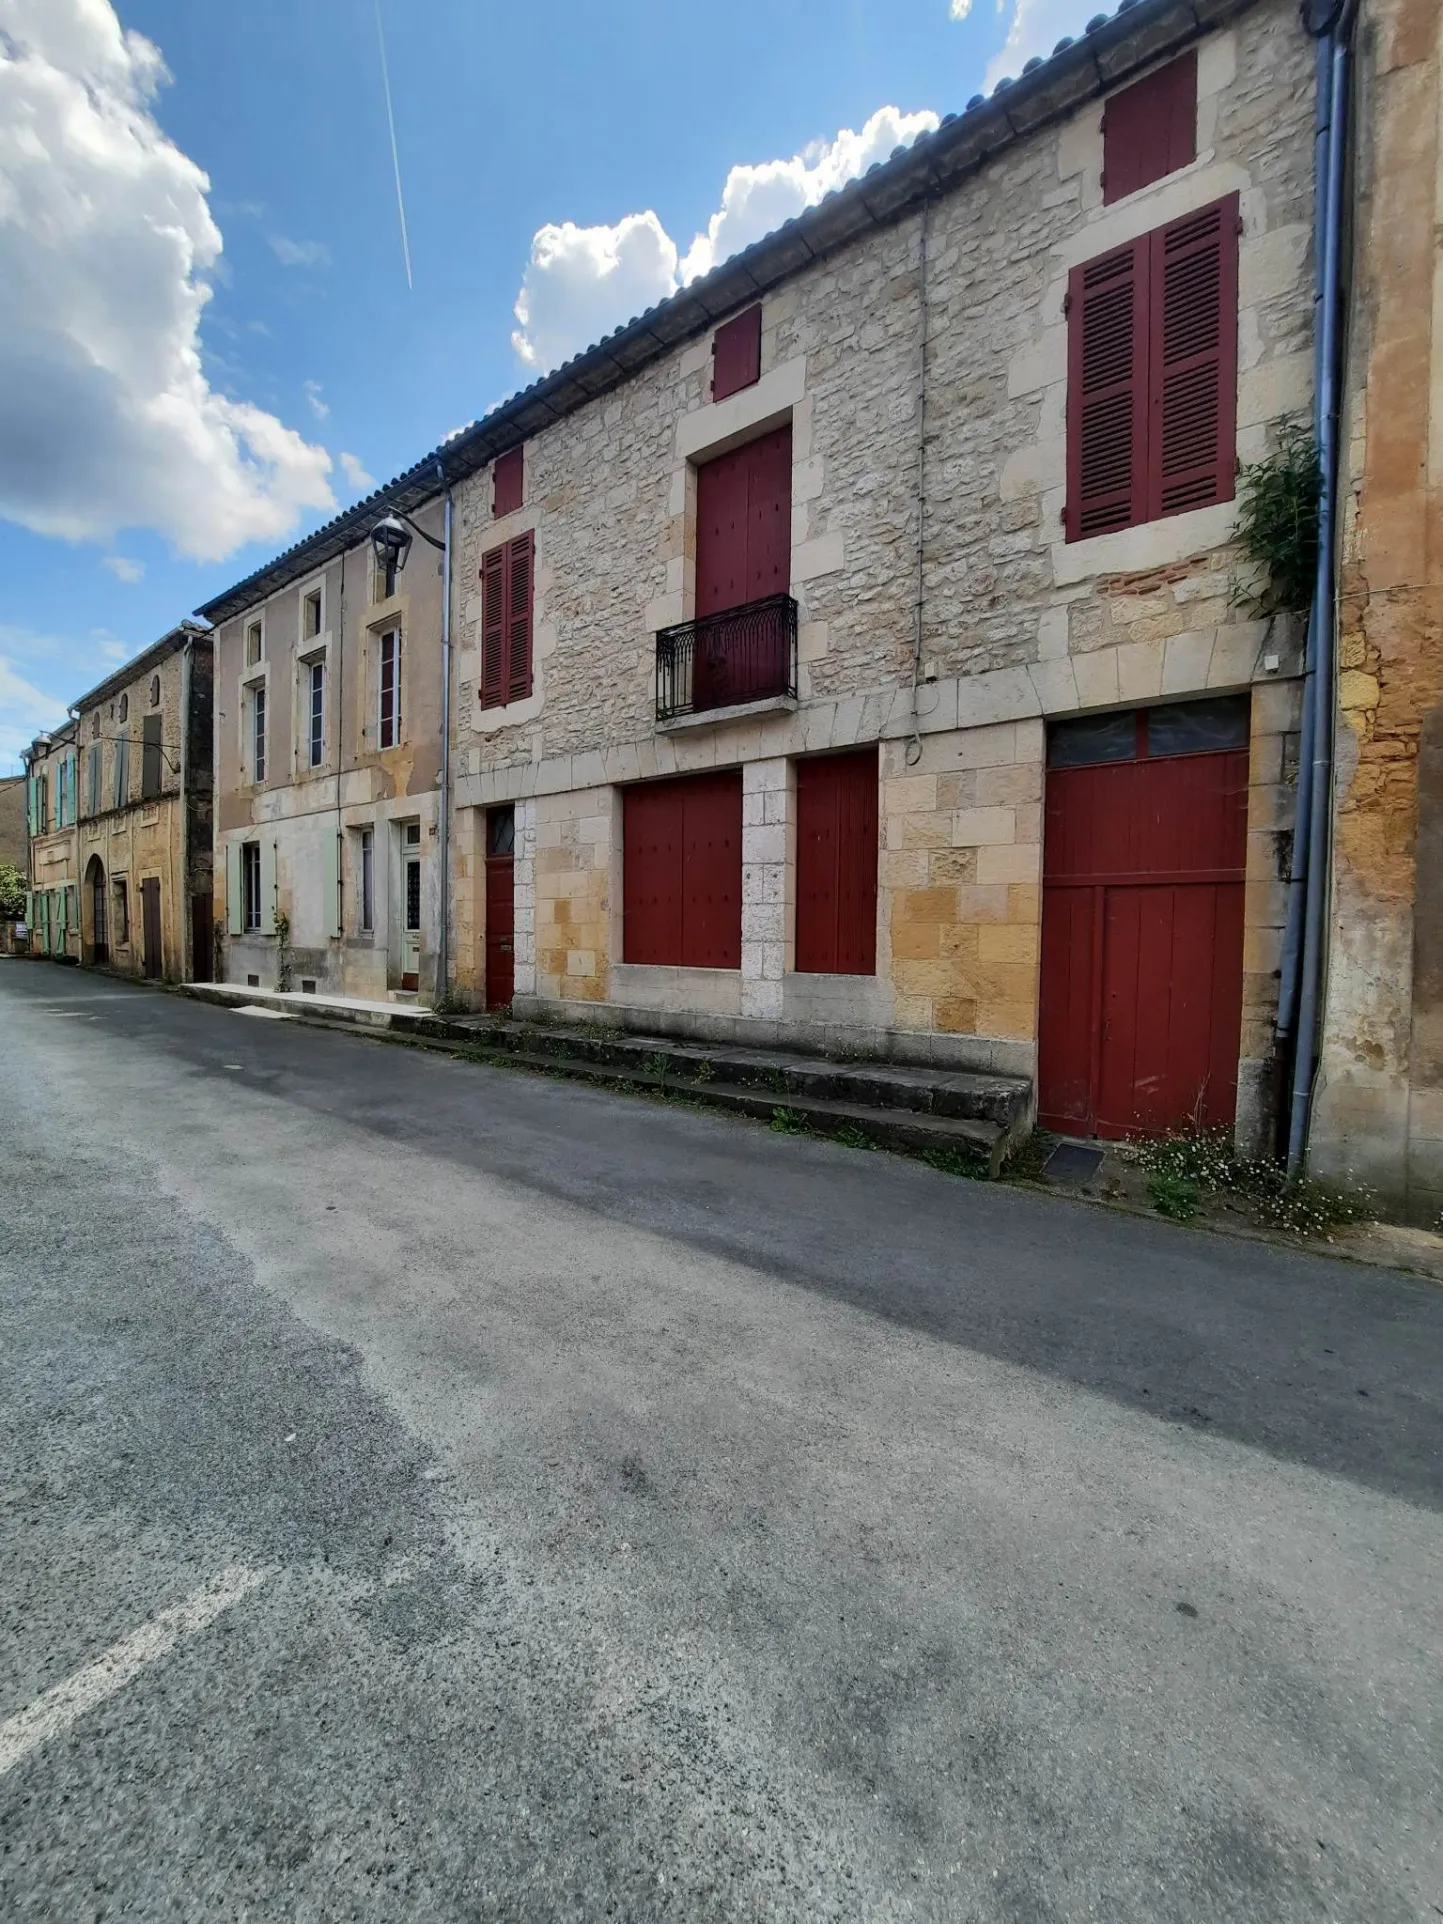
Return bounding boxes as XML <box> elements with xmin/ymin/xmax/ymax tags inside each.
<box><xmin>200</xmin><ymin>498</ymin><xmax>449</xmax><ymax>1001</ymax></box>
<box><xmin>435</xmin><ymin>0</ymin><xmax>1314</xmax><ymax>1153</ymax></box>
<box><xmin>1307</xmin><ymin>0</ymin><xmax>1443</xmax><ymax>1217</ymax></box>
<box><xmin>0</xmin><ymin>774</ymin><xmax>25</xmax><ymax>872</ymax></box>
<box><xmin>22</xmin><ymin>723</ymin><xmax>80</xmax><ymax>961</ymax></box>
<box><xmin>194</xmin><ymin>0</ymin><xmax>1388</xmax><ymax>1174</ymax></box>
<box><xmin>67</xmin><ymin>623</ymin><xmax>215</xmax><ymax>985</ymax></box>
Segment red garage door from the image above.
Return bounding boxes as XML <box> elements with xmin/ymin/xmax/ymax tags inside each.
<box><xmin>1037</xmin><ymin>696</ymin><xmax>1249</xmax><ymax>1139</ymax></box>
<box><xmin>623</xmin><ymin>770</ymin><xmax>742</xmax><ymax>968</ymax></box>
<box><xmin>796</xmin><ymin>749</ymin><xmax>878</xmax><ymax>974</ymax></box>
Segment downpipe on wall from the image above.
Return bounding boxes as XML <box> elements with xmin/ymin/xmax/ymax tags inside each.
<box><xmin>1277</xmin><ymin>0</ymin><xmax>1360</xmax><ymax>1174</ymax></box>
<box><xmin>436</xmin><ymin>464</ymin><xmax>453</xmax><ymax>1001</ymax></box>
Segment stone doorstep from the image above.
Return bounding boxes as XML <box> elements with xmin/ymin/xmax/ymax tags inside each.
<box><xmin>442</xmin><ymin>1022</ymin><xmax>1032</xmax><ymax>1131</ymax></box>
<box><xmin>180</xmin><ymin>983</ymin><xmax>1030</xmax><ymax>1176</ymax></box>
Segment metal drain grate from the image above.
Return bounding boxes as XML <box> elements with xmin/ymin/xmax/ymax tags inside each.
<box><xmin>1043</xmin><ymin>1141</ymin><xmax>1104</xmax><ymax>1184</ymax></box>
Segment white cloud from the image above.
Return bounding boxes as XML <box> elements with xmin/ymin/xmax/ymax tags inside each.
<box><xmin>985</xmin><ymin>0</ymin><xmax>1095</xmax><ymax>88</ymax></box>
<box><xmin>304</xmin><ymin>379</ymin><xmax>329</xmax><ymax>420</ymax></box>
<box><xmin>0</xmin><ymin>0</ymin><xmax>335</xmax><ymax>563</ymax></box>
<box><xmin>338</xmin><ymin>451</ymin><xmax>375</xmax><ymax>492</ymax></box>
<box><xmin>949</xmin><ymin>0</ymin><xmax>974</xmax><ymax>17</ymax></box>
<box><xmin>269</xmin><ymin>235</ymin><xmax>331</xmax><ymax>269</ymax></box>
<box><xmin>512</xmin><ymin>212</ymin><xmax>679</xmax><ymax>372</ymax></box>
<box><xmin>0</xmin><ymin>652</ymin><xmax>66</xmax><ymax>770</ymax></box>
<box><xmin>511</xmin><ymin>106</ymin><xmax>939</xmax><ymax>374</ymax></box>
<box><xmin>102</xmin><ymin>555</ymin><xmax>144</xmax><ymax>583</ymax></box>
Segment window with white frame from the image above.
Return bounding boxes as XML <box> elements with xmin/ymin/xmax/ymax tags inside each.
<box><xmin>302</xmin><ymin>586</ymin><xmax>323</xmax><ymax>641</ymax></box>
<box><xmin>242</xmin><ymin>841</ymin><xmax>262</xmax><ymax>932</ymax></box>
<box><xmin>250</xmin><ymin>682</ymin><xmax>267</xmax><ymax>783</ymax></box>
<box><xmin>379</xmin><ymin>630</ymin><xmax>400</xmax><ymax>748</ymax></box>
<box><xmin>306</xmin><ymin>658</ymin><xmax>325</xmax><ymax>768</ymax></box>
<box><xmin>245</xmin><ymin>619</ymin><xmax>264</xmax><ymax>666</ymax></box>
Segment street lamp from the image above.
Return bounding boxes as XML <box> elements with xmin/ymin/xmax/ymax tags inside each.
<box><xmin>367</xmin><ymin>492</ymin><xmax>455</xmax><ymax>1004</ymax></box>
<box><xmin>369</xmin><ymin>509</ymin><xmax>445</xmax><ymax>579</ymax></box>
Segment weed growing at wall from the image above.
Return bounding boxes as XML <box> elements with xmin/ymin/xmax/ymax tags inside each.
<box><xmin>1230</xmin><ymin>420</ymin><xmax>1322</xmax><ymax>616</ymax></box>
<box><xmin>1132</xmin><ymin>1127</ymin><xmax>1373</xmax><ymax>1239</ymax></box>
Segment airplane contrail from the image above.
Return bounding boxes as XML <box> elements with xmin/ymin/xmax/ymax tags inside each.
<box><xmin>374</xmin><ymin>0</ymin><xmax>413</xmax><ymax>290</ymax></box>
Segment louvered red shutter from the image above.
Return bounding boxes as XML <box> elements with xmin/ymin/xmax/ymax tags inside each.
<box><xmin>480</xmin><ymin>546</ymin><xmax>505</xmax><ymax>709</ymax></box>
<box><xmin>1102</xmin><ymin>51</ymin><xmax>1197</xmax><ymax>205</ymax></box>
<box><xmin>1066</xmin><ymin>237</ymin><xmax>1148</xmax><ymax>541</ymax></box>
<box><xmin>712</xmin><ymin>306</ymin><xmax>762</xmax><ymax>402</ymax></box>
<box><xmin>505</xmin><ymin>530</ymin><xmax>534</xmax><ymax>702</ymax></box>
<box><xmin>493</xmin><ymin>445</ymin><xmax>523</xmax><ymax>518</ymax></box>
<box><xmin>1147</xmin><ymin>192</ymin><xmax>1238</xmax><ymax>521</ymax></box>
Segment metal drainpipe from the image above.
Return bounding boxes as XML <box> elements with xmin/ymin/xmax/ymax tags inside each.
<box><xmin>435</xmin><ymin>464</ymin><xmax>453</xmax><ymax>1003</ymax></box>
<box><xmin>180</xmin><ymin>634</ymin><xmax>193</xmax><ymax>981</ymax></box>
<box><xmin>335</xmin><ymin>547</ymin><xmax>346</xmax><ymax>971</ymax></box>
<box><xmin>1285</xmin><ymin>0</ymin><xmax>1359</xmax><ymax>1173</ymax></box>
<box><xmin>1274</xmin><ymin>27</ymin><xmax>1335</xmax><ymax>1053</ymax></box>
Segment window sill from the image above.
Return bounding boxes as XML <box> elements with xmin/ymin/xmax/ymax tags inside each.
<box><xmin>656</xmin><ymin>695</ymin><xmax>797</xmax><ymax>734</ymax></box>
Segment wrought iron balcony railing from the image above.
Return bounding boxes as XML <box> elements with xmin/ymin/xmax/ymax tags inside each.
<box><xmin>655</xmin><ymin>594</ymin><xmax>798</xmax><ymax>723</ymax></box>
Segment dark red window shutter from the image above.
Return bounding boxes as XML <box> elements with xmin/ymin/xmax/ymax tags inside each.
<box><xmin>1066</xmin><ymin>238</ymin><xmax>1149</xmax><ymax>541</ymax></box>
<box><xmin>1102</xmin><ymin>51</ymin><xmax>1197</xmax><ymax>205</ymax></box>
<box><xmin>711</xmin><ymin>306</ymin><xmax>762</xmax><ymax>402</ymax></box>
<box><xmin>695</xmin><ymin>424</ymin><xmax>792</xmax><ymax>616</ymax></box>
<box><xmin>623</xmin><ymin>771</ymin><xmax>742</xmax><ymax>967</ymax></box>
<box><xmin>480</xmin><ymin>546</ymin><xmax>505</xmax><ymax>709</ymax></box>
<box><xmin>493</xmin><ymin>445</ymin><xmax>523</xmax><ymax>518</ymax></box>
<box><xmin>506</xmin><ymin>530</ymin><xmax>534</xmax><ymax>701</ymax></box>
<box><xmin>796</xmin><ymin>750</ymin><xmax>878</xmax><ymax>975</ymax></box>
<box><xmin>1147</xmin><ymin>192</ymin><xmax>1238</xmax><ymax>520</ymax></box>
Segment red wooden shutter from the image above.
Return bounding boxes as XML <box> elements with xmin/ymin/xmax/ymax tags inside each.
<box><xmin>493</xmin><ymin>445</ymin><xmax>523</xmax><ymax>518</ymax></box>
<box><xmin>695</xmin><ymin>424</ymin><xmax>792</xmax><ymax>616</ymax></box>
<box><xmin>711</xmin><ymin>305</ymin><xmax>762</xmax><ymax>401</ymax></box>
<box><xmin>506</xmin><ymin>530</ymin><xmax>534</xmax><ymax>701</ymax></box>
<box><xmin>1147</xmin><ymin>193</ymin><xmax>1238</xmax><ymax>520</ymax></box>
<box><xmin>681</xmin><ymin>770</ymin><xmax>742</xmax><ymax>968</ymax></box>
<box><xmin>480</xmin><ymin>546</ymin><xmax>505</xmax><ymax>709</ymax></box>
<box><xmin>1102</xmin><ymin>51</ymin><xmax>1197</xmax><ymax>205</ymax></box>
<box><xmin>1066</xmin><ymin>238</ymin><xmax>1148</xmax><ymax>541</ymax></box>
<box><xmin>796</xmin><ymin>749</ymin><xmax>878</xmax><ymax>974</ymax></box>
<box><xmin>623</xmin><ymin>772</ymin><xmax>741</xmax><ymax>967</ymax></box>
<box><xmin>623</xmin><ymin>780</ymin><xmax>684</xmax><ymax>965</ymax></box>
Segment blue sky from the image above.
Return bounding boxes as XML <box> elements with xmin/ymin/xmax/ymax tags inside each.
<box><xmin>0</xmin><ymin>0</ymin><xmax>1092</xmax><ymax>772</ymax></box>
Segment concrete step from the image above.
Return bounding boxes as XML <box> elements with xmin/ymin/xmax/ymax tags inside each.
<box><xmin>454</xmin><ymin>1042</ymin><xmax>1011</xmax><ymax>1174</ymax></box>
<box><xmin>182</xmin><ymin>985</ymin><xmax>1032</xmax><ymax>1176</ymax></box>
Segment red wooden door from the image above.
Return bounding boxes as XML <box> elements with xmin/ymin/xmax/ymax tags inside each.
<box><xmin>796</xmin><ymin>749</ymin><xmax>878</xmax><ymax>974</ymax></box>
<box><xmin>141</xmin><ymin>877</ymin><xmax>162</xmax><ymax>980</ymax></box>
<box><xmin>694</xmin><ymin>427</ymin><xmax>792</xmax><ymax>709</ymax></box>
<box><xmin>485</xmin><ymin>806</ymin><xmax>515</xmax><ymax>1009</ymax></box>
<box><xmin>1037</xmin><ymin>699</ymin><xmax>1249</xmax><ymax>1139</ymax></box>
<box><xmin>623</xmin><ymin>771</ymin><xmax>742</xmax><ymax>968</ymax></box>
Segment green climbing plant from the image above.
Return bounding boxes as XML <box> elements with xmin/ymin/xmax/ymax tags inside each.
<box><xmin>1229</xmin><ymin>420</ymin><xmax>1322</xmax><ymax>617</ymax></box>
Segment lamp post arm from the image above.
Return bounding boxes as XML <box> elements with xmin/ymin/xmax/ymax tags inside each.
<box><xmin>396</xmin><ymin>510</ymin><xmax>445</xmax><ymax>552</ymax></box>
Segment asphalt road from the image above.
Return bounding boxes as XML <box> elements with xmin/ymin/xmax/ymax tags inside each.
<box><xmin>2</xmin><ymin>962</ymin><xmax>1440</xmax><ymax>1923</ymax></box>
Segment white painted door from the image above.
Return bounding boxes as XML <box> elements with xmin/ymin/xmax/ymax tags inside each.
<box><xmin>401</xmin><ymin>820</ymin><xmax>421</xmax><ymax>988</ymax></box>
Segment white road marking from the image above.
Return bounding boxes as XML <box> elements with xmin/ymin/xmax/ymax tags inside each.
<box><xmin>0</xmin><ymin>1564</ymin><xmax>272</xmax><ymax>1779</ymax></box>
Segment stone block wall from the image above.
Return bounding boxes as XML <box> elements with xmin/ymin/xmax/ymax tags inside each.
<box><xmin>1308</xmin><ymin>0</ymin><xmax>1443</xmax><ymax>1216</ymax></box>
<box><xmin>439</xmin><ymin>0</ymin><xmax>1314</xmax><ymax>1120</ymax></box>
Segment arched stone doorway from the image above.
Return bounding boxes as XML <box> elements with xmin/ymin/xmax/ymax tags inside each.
<box><xmin>83</xmin><ymin>853</ymin><xmax>108</xmax><ymax>966</ymax></box>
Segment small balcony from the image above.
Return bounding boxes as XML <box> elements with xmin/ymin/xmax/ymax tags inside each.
<box><xmin>655</xmin><ymin>594</ymin><xmax>798</xmax><ymax>724</ymax></box>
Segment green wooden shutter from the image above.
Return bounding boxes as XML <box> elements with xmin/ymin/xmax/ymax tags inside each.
<box><xmin>225</xmin><ymin>842</ymin><xmax>243</xmax><ymax>937</ymax></box>
<box><xmin>325</xmin><ymin>831</ymin><xmax>342</xmax><ymax>938</ymax></box>
<box><xmin>259</xmin><ymin>839</ymin><xmax>277</xmax><ymax>936</ymax></box>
